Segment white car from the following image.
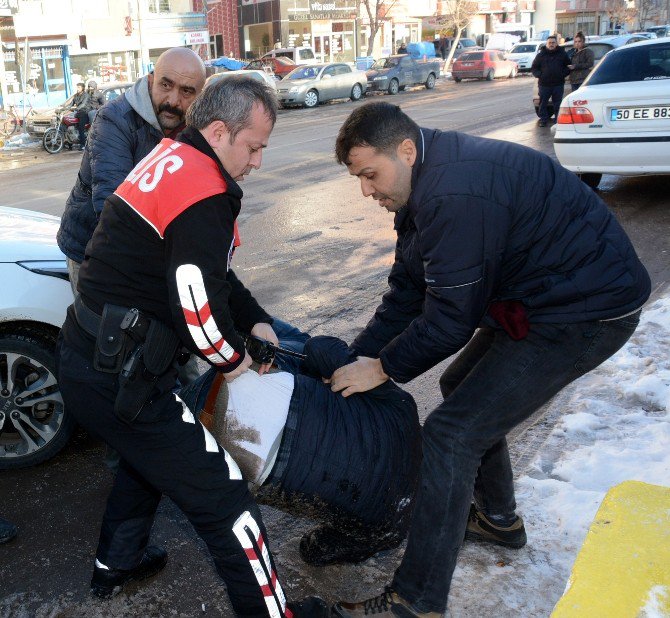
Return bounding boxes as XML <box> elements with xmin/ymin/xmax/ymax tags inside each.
<box><xmin>207</xmin><ymin>69</ymin><xmax>278</xmax><ymax>91</ymax></box>
<box><xmin>0</xmin><ymin>207</ymin><xmax>74</xmax><ymax>469</ymax></box>
<box><xmin>554</xmin><ymin>38</ymin><xmax>670</xmax><ymax>189</ymax></box>
<box><xmin>505</xmin><ymin>41</ymin><xmax>543</xmax><ymax>71</ymax></box>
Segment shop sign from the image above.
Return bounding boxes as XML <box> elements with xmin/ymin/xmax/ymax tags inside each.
<box><xmin>288</xmin><ymin>1</ymin><xmax>357</xmax><ymax>20</ymax></box>
<box><xmin>185</xmin><ymin>30</ymin><xmax>208</xmax><ymax>45</ymax></box>
<box><xmin>241</xmin><ymin>0</ymin><xmax>272</xmax><ymax>4</ymax></box>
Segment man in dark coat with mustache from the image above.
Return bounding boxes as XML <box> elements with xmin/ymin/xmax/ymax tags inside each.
<box><xmin>57</xmin><ymin>47</ymin><xmax>207</xmax><ymax>293</ymax></box>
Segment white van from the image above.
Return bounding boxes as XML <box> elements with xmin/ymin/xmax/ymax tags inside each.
<box><xmin>261</xmin><ymin>47</ymin><xmax>317</xmax><ymax>66</ymax></box>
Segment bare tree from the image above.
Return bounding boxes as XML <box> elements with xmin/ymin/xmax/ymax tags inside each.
<box><xmin>434</xmin><ymin>0</ymin><xmax>480</xmax><ymax>67</ymax></box>
<box><xmin>636</xmin><ymin>0</ymin><xmax>661</xmax><ymax>28</ymax></box>
<box><xmin>361</xmin><ymin>0</ymin><xmax>399</xmax><ymax>56</ymax></box>
<box><xmin>601</xmin><ymin>0</ymin><xmax>638</xmax><ymax>29</ymax></box>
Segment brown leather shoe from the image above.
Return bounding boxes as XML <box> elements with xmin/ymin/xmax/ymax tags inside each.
<box><xmin>332</xmin><ymin>587</ymin><xmax>443</xmax><ymax>617</ymax></box>
<box><xmin>465</xmin><ymin>504</ymin><xmax>527</xmax><ymax>549</ymax></box>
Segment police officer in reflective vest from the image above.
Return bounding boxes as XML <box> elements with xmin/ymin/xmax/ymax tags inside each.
<box><xmin>56</xmin><ymin>76</ymin><xmax>327</xmax><ymax>617</ymax></box>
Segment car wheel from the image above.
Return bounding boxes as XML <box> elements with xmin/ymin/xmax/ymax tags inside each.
<box><xmin>350</xmin><ymin>83</ymin><xmax>363</xmax><ymax>101</ymax></box>
<box><xmin>304</xmin><ymin>89</ymin><xmax>319</xmax><ymax>108</ymax></box>
<box><xmin>453</xmin><ymin>76</ymin><xmax>462</xmax><ymax>83</ymax></box>
<box><xmin>425</xmin><ymin>73</ymin><xmax>436</xmax><ymax>89</ymax></box>
<box><xmin>388</xmin><ymin>79</ymin><xmax>400</xmax><ymax>95</ymax></box>
<box><xmin>42</xmin><ymin>128</ymin><xmax>64</xmax><ymax>154</ymax></box>
<box><xmin>486</xmin><ymin>69</ymin><xmax>495</xmax><ymax>81</ymax></box>
<box><xmin>578</xmin><ymin>173</ymin><xmax>602</xmax><ymax>190</ymax></box>
<box><xmin>0</xmin><ymin>330</ymin><xmax>75</xmax><ymax>469</ymax></box>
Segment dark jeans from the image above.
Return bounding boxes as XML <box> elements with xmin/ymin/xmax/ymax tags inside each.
<box><xmin>391</xmin><ymin>313</ymin><xmax>641</xmax><ymax>613</ymax></box>
<box><xmin>538</xmin><ymin>84</ymin><xmax>564</xmax><ymax>121</ymax></box>
<box><xmin>74</xmin><ymin>110</ymin><xmax>88</xmax><ymax>145</ymax></box>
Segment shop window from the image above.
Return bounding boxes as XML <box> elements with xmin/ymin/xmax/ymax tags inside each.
<box><xmin>148</xmin><ymin>0</ymin><xmax>171</xmax><ymax>13</ymax></box>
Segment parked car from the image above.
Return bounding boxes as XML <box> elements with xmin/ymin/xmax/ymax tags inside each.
<box><xmin>244</xmin><ymin>56</ymin><xmax>296</xmax><ymax>79</ymax></box>
<box><xmin>208</xmin><ymin>69</ymin><xmax>278</xmax><ymax>92</ymax></box>
<box><xmin>505</xmin><ymin>41</ymin><xmax>544</xmax><ymax>71</ymax></box>
<box><xmin>26</xmin><ymin>82</ymin><xmax>134</xmax><ymax>136</ymax></box>
<box><xmin>532</xmin><ymin>35</ymin><xmax>650</xmax><ymax>116</ymax></box>
<box><xmin>276</xmin><ymin>63</ymin><xmax>367</xmax><ymax>108</ymax></box>
<box><xmin>366</xmin><ymin>54</ymin><xmax>442</xmax><ymax>94</ymax></box>
<box><xmin>452</xmin><ymin>50</ymin><xmax>518</xmax><ymax>82</ymax></box>
<box><xmin>0</xmin><ymin>207</ymin><xmax>74</xmax><ymax>470</ymax></box>
<box><xmin>436</xmin><ymin>37</ymin><xmax>480</xmax><ymax>61</ymax></box>
<box><xmin>645</xmin><ymin>25</ymin><xmax>670</xmax><ymax>38</ymax></box>
<box><xmin>261</xmin><ymin>46</ymin><xmax>317</xmax><ymax>66</ymax></box>
<box><xmin>553</xmin><ymin>38</ymin><xmax>670</xmax><ymax>189</ymax></box>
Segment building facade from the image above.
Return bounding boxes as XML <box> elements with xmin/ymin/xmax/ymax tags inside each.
<box><xmin>1</xmin><ymin>0</ymin><xmax>208</xmax><ymax>109</ymax></box>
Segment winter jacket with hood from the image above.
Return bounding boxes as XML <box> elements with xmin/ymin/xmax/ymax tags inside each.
<box><xmin>57</xmin><ymin>76</ymin><xmax>165</xmax><ymax>263</ymax></box>
<box><xmin>531</xmin><ymin>45</ymin><xmax>570</xmax><ymax>87</ymax></box>
<box><xmin>350</xmin><ymin>129</ymin><xmax>651</xmax><ymax>384</ymax></box>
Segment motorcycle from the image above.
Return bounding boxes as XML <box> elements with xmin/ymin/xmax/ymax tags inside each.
<box><xmin>42</xmin><ymin>109</ymin><xmax>89</xmax><ymax>154</ymax></box>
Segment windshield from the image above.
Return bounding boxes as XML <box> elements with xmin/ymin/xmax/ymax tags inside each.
<box><xmin>286</xmin><ymin>65</ymin><xmax>321</xmax><ymax>79</ymax></box>
<box><xmin>510</xmin><ymin>44</ymin><xmax>537</xmax><ymax>53</ymax></box>
<box><xmin>587</xmin><ymin>43</ymin><xmax>670</xmax><ymax>85</ymax></box>
<box><xmin>459</xmin><ymin>52</ymin><xmax>484</xmax><ymax>61</ymax></box>
<box><xmin>372</xmin><ymin>57</ymin><xmax>400</xmax><ymax>69</ymax></box>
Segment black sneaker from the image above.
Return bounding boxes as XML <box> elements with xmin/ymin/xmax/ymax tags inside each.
<box><xmin>286</xmin><ymin>596</ymin><xmax>330</xmax><ymax>617</ymax></box>
<box><xmin>300</xmin><ymin>524</ymin><xmax>404</xmax><ymax>566</ymax></box>
<box><xmin>0</xmin><ymin>516</ymin><xmax>17</xmax><ymax>544</ymax></box>
<box><xmin>538</xmin><ymin>119</ymin><xmax>547</xmax><ymax>127</ymax></box>
<box><xmin>333</xmin><ymin>587</ymin><xmax>442</xmax><ymax>617</ymax></box>
<box><xmin>465</xmin><ymin>504</ymin><xmax>527</xmax><ymax>549</ymax></box>
<box><xmin>91</xmin><ymin>546</ymin><xmax>168</xmax><ymax>599</ymax></box>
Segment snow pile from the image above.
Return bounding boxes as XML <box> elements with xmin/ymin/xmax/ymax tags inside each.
<box><xmin>1</xmin><ymin>132</ymin><xmax>41</xmax><ymax>150</ymax></box>
<box><xmin>449</xmin><ymin>297</ymin><xmax>670</xmax><ymax>616</ymax></box>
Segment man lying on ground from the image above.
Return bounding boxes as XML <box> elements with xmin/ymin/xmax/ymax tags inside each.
<box><xmin>179</xmin><ymin>335</ymin><xmax>422</xmax><ymax>566</ymax></box>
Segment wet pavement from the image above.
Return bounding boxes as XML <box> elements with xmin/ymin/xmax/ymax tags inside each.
<box><xmin>1</xmin><ymin>76</ymin><xmax>668</xmax><ymax>616</ymax></box>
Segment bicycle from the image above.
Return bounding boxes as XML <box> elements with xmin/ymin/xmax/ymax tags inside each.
<box><xmin>0</xmin><ymin>98</ymin><xmax>35</xmax><ymax>139</ymax></box>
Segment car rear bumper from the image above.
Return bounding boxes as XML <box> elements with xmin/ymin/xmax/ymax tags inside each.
<box><xmin>554</xmin><ymin>134</ymin><xmax>670</xmax><ymax>174</ymax></box>
<box><xmin>452</xmin><ymin>70</ymin><xmax>486</xmax><ymax>79</ymax></box>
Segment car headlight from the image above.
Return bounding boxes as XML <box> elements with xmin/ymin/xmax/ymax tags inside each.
<box><xmin>373</xmin><ymin>76</ymin><xmax>388</xmax><ymax>81</ymax></box>
<box><xmin>17</xmin><ymin>260</ymin><xmax>69</xmax><ymax>281</ymax></box>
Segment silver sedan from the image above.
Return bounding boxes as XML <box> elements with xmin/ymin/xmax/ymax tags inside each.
<box><xmin>276</xmin><ymin>63</ymin><xmax>368</xmax><ymax>108</ymax></box>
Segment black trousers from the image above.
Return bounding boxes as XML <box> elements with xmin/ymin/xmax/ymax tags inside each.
<box><xmin>74</xmin><ymin>110</ymin><xmax>88</xmax><ymax>145</ymax></box>
<box><xmin>56</xmin><ymin>323</ymin><xmax>292</xmax><ymax>618</ymax></box>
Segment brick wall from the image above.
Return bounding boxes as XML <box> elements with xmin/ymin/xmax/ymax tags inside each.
<box><xmin>193</xmin><ymin>0</ymin><xmax>241</xmax><ymax>58</ymax></box>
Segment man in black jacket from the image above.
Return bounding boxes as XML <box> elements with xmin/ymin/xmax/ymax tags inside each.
<box><xmin>70</xmin><ymin>82</ymin><xmax>91</xmax><ymax>150</ymax></box>
<box><xmin>531</xmin><ymin>35</ymin><xmax>570</xmax><ymax>126</ymax></box>
<box><xmin>56</xmin><ymin>76</ymin><xmax>327</xmax><ymax>617</ymax></box>
<box><xmin>329</xmin><ymin>102</ymin><xmax>650</xmax><ymax>617</ymax></box>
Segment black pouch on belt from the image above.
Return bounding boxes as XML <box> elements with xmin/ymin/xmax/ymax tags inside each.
<box><xmin>114</xmin><ymin>320</ymin><xmax>182</xmax><ymax>423</ymax></box>
<box><xmin>93</xmin><ymin>304</ymin><xmax>134</xmax><ymax>373</ymax></box>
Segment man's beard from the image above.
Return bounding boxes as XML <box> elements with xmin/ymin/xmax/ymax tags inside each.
<box><xmin>156</xmin><ymin>103</ymin><xmax>184</xmax><ymax>130</ymax></box>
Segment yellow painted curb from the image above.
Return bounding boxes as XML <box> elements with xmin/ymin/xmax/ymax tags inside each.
<box><xmin>552</xmin><ymin>480</ymin><xmax>670</xmax><ymax>617</ymax></box>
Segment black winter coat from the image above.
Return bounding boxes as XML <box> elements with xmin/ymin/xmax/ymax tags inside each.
<box><xmin>57</xmin><ymin>78</ymin><xmax>164</xmax><ymax>262</ymax></box>
<box><xmin>531</xmin><ymin>46</ymin><xmax>570</xmax><ymax>87</ymax></box>
<box><xmin>350</xmin><ymin>129</ymin><xmax>650</xmax><ymax>384</ymax></box>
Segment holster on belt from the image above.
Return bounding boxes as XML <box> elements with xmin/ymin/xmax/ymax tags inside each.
<box><xmin>92</xmin><ymin>304</ymin><xmax>136</xmax><ymax>373</ymax></box>
<box><xmin>114</xmin><ymin>319</ymin><xmax>182</xmax><ymax>424</ymax></box>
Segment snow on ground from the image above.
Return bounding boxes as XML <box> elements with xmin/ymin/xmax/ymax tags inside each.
<box><xmin>447</xmin><ymin>296</ymin><xmax>670</xmax><ymax>617</ymax></box>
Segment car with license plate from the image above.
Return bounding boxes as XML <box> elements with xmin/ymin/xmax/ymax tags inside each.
<box><xmin>244</xmin><ymin>56</ymin><xmax>296</xmax><ymax>80</ymax></box>
<box><xmin>366</xmin><ymin>54</ymin><xmax>442</xmax><ymax>94</ymax></box>
<box><xmin>553</xmin><ymin>38</ymin><xmax>670</xmax><ymax>189</ymax></box>
<box><xmin>452</xmin><ymin>50</ymin><xmax>518</xmax><ymax>82</ymax></box>
<box><xmin>0</xmin><ymin>207</ymin><xmax>74</xmax><ymax>469</ymax></box>
<box><xmin>276</xmin><ymin>63</ymin><xmax>367</xmax><ymax>108</ymax></box>
<box><xmin>25</xmin><ymin>82</ymin><xmax>133</xmax><ymax>136</ymax></box>
<box><xmin>506</xmin><ymin>41</ymin><xmax>543</xmax><ymax>72</ymax></box>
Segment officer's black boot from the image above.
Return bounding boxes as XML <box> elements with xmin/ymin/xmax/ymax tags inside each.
<box><xmin>91</xmin><ymin>546</ymin><xmax>168</xmax><ymax>598</ymax></box>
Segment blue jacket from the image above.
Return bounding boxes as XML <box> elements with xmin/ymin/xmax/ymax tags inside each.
<box><xmin>57</xmin><ymin>76</ymin><xmax>164</xmax><ymax>262</ymax></box>
<box><xmin>351</xmin><ymin>129</ymin><xmax>651</xmax><ymax>383</ymax></box>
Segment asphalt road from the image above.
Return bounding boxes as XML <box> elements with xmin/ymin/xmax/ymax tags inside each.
<box><xmin>1</xmin><ymin>76</ymin><xmax>668</xmax><ymax>617</ymax></box>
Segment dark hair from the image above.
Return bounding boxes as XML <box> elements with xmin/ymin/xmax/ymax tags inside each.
<box><xmin>574</xmin><ymin>31</ymin><xmax>585</xmax><ymax>41</ymax></box>
<box><xmin>186</xmin><ymin>74</ymin><xmax>278</xmax><ymax>139</ymax></box>
<box><xmin>335</xmin><ymin>101</ymin><xmax>420</xmax><ymax>165</ymax></box>
<box><xmin>547</xmin><ymin>35</ymin><xmax>558</xmax><ymax>42</ymax></box>
<box><xmin>77</xmin><ymin>82</ymin><xmax>85</xmax><ymax>88</ymax></box>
